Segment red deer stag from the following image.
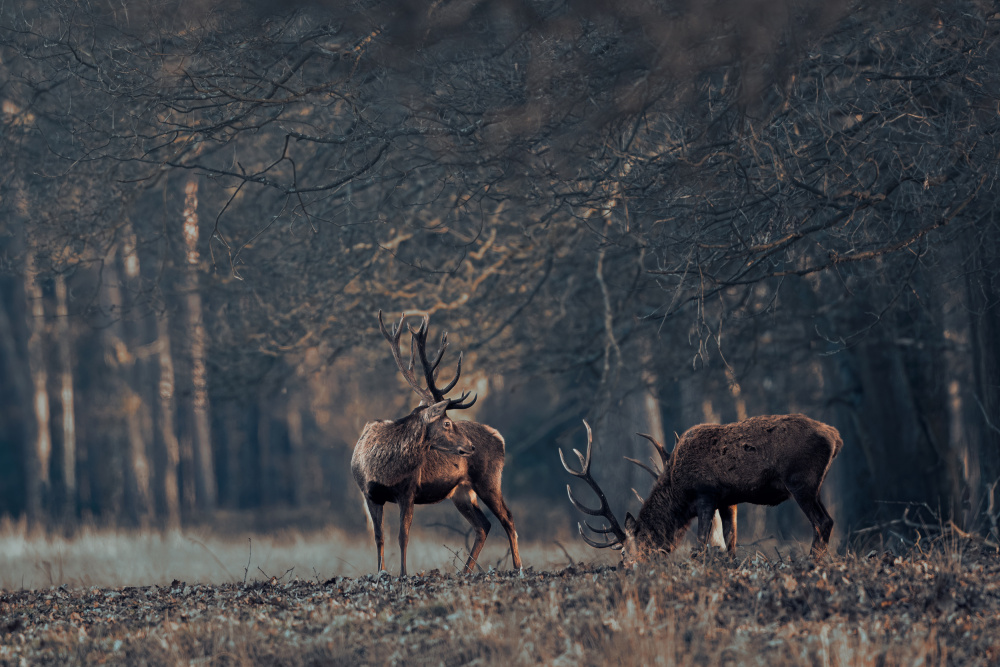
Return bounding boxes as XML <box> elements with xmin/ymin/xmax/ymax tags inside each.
<box><xmin>561</xmin><ymin>414</ymin><xmax>842</xmax><ymax>563</ymax></box>
<box><xmin>352</xmin><ymin>311</ymin><xmax>521</xmax><ymax>576</ymax></box>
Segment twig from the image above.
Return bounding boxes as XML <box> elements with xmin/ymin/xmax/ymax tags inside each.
<box><xmin>243</xmin><ymin>538</ymin><xmax>252</xmax><ymax>585</ymax></box>
<box><xmin>553</xmin><ymin>539</ymin><xmax>575</xmax><ymax>567</ymax></box>
<box><xmin>986</xmin><ymin>478</ymin><xmax>1000</xmax><ymax>541</ymax></box>
<box><xmin>854</xmin><ymin>506</ymin><xmax>1000</xmax><ymax>549</ymax></box>
<box><xmin>425</xmin><ymin>521</ymin><xmax>472</xmax><ymax>537</ymax></box>
<box><xmin>441</xmin><ymin>543</ymin><xmax>484</xmax><ymax>574</ymax></box>
<box><xmin>972</xmin><ymin>393</ymin><xmax>1000</xmax><ymax>436</ymax></box>
<box><xmin>187</xmin><ymin>536</ymin><xmax>237</xmax><ymax>582</ymax></box>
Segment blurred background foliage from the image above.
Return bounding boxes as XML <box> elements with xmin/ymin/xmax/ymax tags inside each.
<box><xmin>0</xmin><ymin>0</ymin><xmax>998</xmax><ymax>550</ymax></box>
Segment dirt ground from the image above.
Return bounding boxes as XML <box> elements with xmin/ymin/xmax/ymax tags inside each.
<box><xmin>2</xmin><ymin>539</ymin><xmax>999</xmax><ymax>666</ymax></box>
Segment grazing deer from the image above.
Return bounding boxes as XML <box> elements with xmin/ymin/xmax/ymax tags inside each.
<box><xmin>352</xmin><ymin>311</ymin><xmax>522</xmax><ymax>576</ymax></box>
<box><xmin>561</xmin><ymin>414</ymin><xmax>842</xmax><ymax>563</ymax></box>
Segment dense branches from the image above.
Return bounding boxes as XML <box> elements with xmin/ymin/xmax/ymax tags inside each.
<box><xmin>0</xmin><ymin>0</ymin><xmax>997</xmax><ymax>542</ymax></box>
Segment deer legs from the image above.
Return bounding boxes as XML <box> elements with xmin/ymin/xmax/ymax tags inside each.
<box><xmin>453</xmin><ymin>482</ymin><xmax>523</xmax><ymax>572</ymax></box>
<box><xmin>696</xmin><ymin>499</ymin><xmax>718</xmax><ymax>547</ymax></box>
<box><xmin>397</xmin><ymin>497</ymin><xmax>416</xmax><ymax>576</ymax></box>
<box><xmin>477</xmin><ymin>484</ymin><xmax>522</xmax><ymax>570</ymax></box>
<box><xmin>364</xmin><ymin>494</ymin><xmax>428</xmax><ymax>575</ymax></box>
<box><xmin>719</xmin><ymin>505</ymin><xmax>737</xmax><ymax>552</ymax></box>
<box><xmin>364</xmin><ymin>498</ymin><xmax>386</xmax><ymax>572</ymax></box>
<box><xmin>790</xmin><ymin>490</ymin><xmax>834</xmax><ymax>555</ymax></box>
<box><xmin>696</xmin><ymin>501</ymin><xmax>738</xmax><ymax>553</ymax></box>
<box><xmin>451</xmin><ymin>484</ymin><xmax>492</xmax><ymax>573</ymax></box>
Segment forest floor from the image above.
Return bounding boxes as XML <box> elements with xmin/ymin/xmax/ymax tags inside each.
<box><xmin>1</xmin><ymin>527</ymin><xmax>999</xmax><ymax>666</ymax></box>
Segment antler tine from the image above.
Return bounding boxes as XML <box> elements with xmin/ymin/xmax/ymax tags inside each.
<box><xmin>447</xmin><ymin>390</ymin><xmax>477</xmax><ymax>410</ymax></box>
<box><xmin>636</xmin><ymin>432</ymin><xmax>671</xmax><ymax>467</ymax></box>
<box><xmin>430</xmin><ymin>330</ymin><xmax>449</xmax><ymax>376</ymax></box>
<box><xmin>438</xmin><ymin>350</ymin><xmax>462</xmax><ymax>395</ymax></box>
<box><xmin>565</xmin><ymin>484</ymin><xmax>606</xmax><ymax>516</ymax></box>
<box><xmin>583</xmin><ymin>519</ymin><xmax>619</xmax><ymax>535</ymax></box>
<box><xmin>407</xmin><ymin>314</ymin><xmax>478</xmax><ymax>411</ymax></box>
<box><xmin>377</xmin><ymin>310</ymin><xmax>433</xmax><ymax>403</ymax></box>
<box><xmin>558</xmin><ymin>421</ymin><xmax>626</xmax><ymax>548</ymax></box>
<box><xmin>578</xmin><ymin>523</ymin><xmax>624</xmax><ymax>549</ymax></box>
<box><xmin>624</xmin><ymin>456</ymin><xmax>660</xmax><ymax>479</ymax></box>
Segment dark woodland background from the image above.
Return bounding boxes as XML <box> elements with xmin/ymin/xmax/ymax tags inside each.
<box><xmin>0</xmin><ymin>0</ymin><xmax>998</xmax><ymax>549</ymax></box>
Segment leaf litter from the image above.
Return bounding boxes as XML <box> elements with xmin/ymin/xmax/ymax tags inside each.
<box><xmin>1</xmin><ymin>546</ymin><xmax>999</xmax><ymax>665</ymax></box>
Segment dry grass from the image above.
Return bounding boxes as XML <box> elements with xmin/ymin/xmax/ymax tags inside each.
<box><xmin>2</xmin><ymin>521</ymin><xmax>999</xmax><ymax>666</ymax></box>
<box><xmin>0</xmin><ymin>518</ymin><xmax>599</xmax><ymax>590</ymax></box>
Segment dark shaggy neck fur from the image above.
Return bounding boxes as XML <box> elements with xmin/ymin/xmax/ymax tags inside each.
<box><xmin>352</xmin><ymin>414</ymin><xmax>428</xmax><ymax>487</ymax></box>
<box><xmin>635</xmin><ymin>476</ymin><xmax>695</xmax><ymax>553</ymax></box>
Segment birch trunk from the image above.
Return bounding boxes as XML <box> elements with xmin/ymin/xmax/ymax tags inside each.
<box><xmin>182</xmin><ymin>176</ymin><xmax>217</xmax><ymax>511</ymax></box>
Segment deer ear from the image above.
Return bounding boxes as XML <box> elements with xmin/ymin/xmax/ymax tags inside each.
<box><xmin>624</xmin><ymin>512</ymin><xmax>637</xmax><ymax>533</ymax></box>
<box><xmin>421</xmin><ymin>399</ymin><xmax>450</xmax><ymax>424</ymax></box>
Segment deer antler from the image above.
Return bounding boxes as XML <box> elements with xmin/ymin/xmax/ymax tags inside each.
<box><xmin>559</xmin><ymin>421</ymin><xmax>627</xmax><ymax>549</ymax></box>
<box><xmin>377</xmin><ymin>310</ymin><xmax>435</xmax><ymax>404</ymax></box>
<box><xmin>378</xmin><ymin>310</ymin><xmax>477</xmax><ymax>410</ymax></box>
<box><xmin>636</xmin><ymin>432</ymin><xmax>671</xmax><ymax>467</ymax></box>
<box><xmin>408</xmin><ymin>314</ymin><xmax>477</xmax><ymax>410</ymax></box>
<box><xmin>624</xmin><ymin>456</ymin><xmax>661</xmax><ymax>479</ymax></box>
<box><xmin>625</xmin><ymin>431</ymin><xmax>673</xmax><ymax>479</ymax></box>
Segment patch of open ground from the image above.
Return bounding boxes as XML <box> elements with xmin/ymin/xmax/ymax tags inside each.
<box><xmin>2</xmin><ymin>527</ymin><xmax>998</xmax><ymax>666</ymax></box>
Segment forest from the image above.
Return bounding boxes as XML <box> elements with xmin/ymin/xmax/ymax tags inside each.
<box><xmin>0</xmin><ymin>0</ymin><xmax>998</xmax><ymax>558</ymax></box>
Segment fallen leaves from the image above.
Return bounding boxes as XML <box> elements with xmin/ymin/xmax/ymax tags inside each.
<box><xmin>0</xmin><ymin>547</ymin><xmax>999</xmax><ymax>665</ymax></box>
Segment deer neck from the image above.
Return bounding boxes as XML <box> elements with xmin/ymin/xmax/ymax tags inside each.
<box><xmin>636</xmin><ymin>478</ymin><xmax>694</xmax><ymax>552</ymax></box>
<box><xmin>365</xmin><ymin>416</ymin><xmax>431</xmax><ymax>484</ymax></box>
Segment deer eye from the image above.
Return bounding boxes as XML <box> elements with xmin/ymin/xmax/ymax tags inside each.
<box><xmin>443</xmin><ymin>420</ymin><xmax>452</xmax><ymax>429</ymax></box>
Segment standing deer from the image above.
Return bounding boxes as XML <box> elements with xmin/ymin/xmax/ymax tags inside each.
<box><xmin>561</xmin><ymin>414</ymin><xmax>842</xmax><ymax>563</ymax></box>
<box><xmin>352</xmin><ymin>311</ymin><xmax>521</xmax><ymax>576</ymax></box>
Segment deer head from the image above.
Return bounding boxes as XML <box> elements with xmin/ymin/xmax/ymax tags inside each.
<box><xmin>416</xmin><ymin>399</ymin><xmax>474</xmax><ymax>457</ymax></box>
<box><xmin>560</xmin><ymin>423</ymin><xmax>675</xmax><ymax>566</ymax></box>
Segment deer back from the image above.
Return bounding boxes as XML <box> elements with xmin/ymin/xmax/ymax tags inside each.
<box><xmin>669</xmin><ymin>414</ymin><xmax>842</xmax><ymax>496</ymax></box>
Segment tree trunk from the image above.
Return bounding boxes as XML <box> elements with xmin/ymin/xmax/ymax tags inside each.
<box><xmin>24</xmin><ymin>250</ymin><xmax>52</xmax><ymax>529</ymax></box>
<box><xmin>53</xmin><ymin>275</ymin><xmax>77</xmax><ymax>523</ymax></box>
<box><xmin>156</xmin><ymin>313</ymin><xmax>183</xmax><ymax>530</ymax></box>
<box><xmin>966</xmin><ymin>238</ymin><xmax>1000</xmax><ymax>537</ymax></box>
<box><xmin>258</xmin><ymin>397</ymin><xmax>272</xmax><ymax>509</ymax></box>
<box><xmin>101</xmin><ymin>246</ymin><xmax>153</xmax><ymax>527</ymax></box>
<box><xmin>181</xmin><ymin>176</ymin><xmax>217</xmax><ymax>511</ymax></box>
<box><xmin>0</xmin><ymin>283</ymin><xmax>34</xmax><ymax>522</ymax></box>
<box><xmin>287</xmin><ymin>398</ymin><xmax>305</xmax><ymax>508</ymax></box>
